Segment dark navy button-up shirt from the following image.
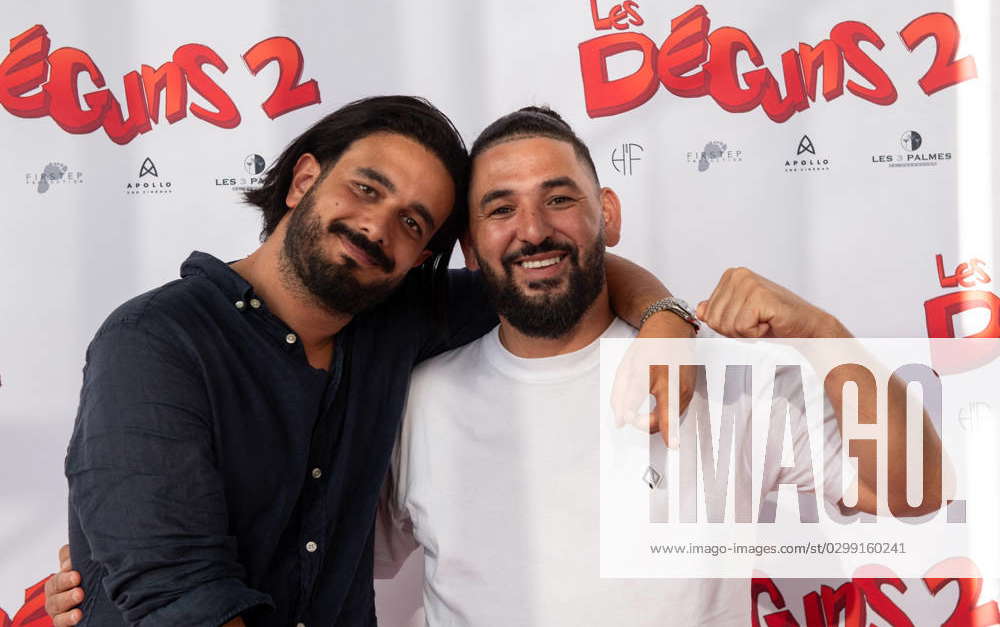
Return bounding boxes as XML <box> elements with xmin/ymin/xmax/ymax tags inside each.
<box><xmin>66</xmin><ymin>251</ymin><xmax>496</xmax><ymax>626</ymax></box>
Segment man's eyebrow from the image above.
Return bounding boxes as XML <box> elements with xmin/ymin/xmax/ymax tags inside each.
<box><xmin>479</xmin><ymin>188</ymin><xmax>514</xmax><ymax>211</ymax></box>
<box><xmin>541</xmin><ymin>176</ymin><xmax>582</xmax><ymax>192</ymax></box>
<box><xmin>356</xmin><ymin>167</ymin><xmax>396</xmax><ymax>193</ymax></box>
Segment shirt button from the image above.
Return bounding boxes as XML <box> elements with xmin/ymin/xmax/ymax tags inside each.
<box><xmin>311</xmin><ymin>468</ymin><xmax>322</xmax><ymax>479</ymax></box>
<box><xmin>250</xmin><ymin>298</ymin><xmax>262</xmax><ymax>309</ymax></box>
<box><xmin>234</xmin><ymin>300</ymin><xmax>245</xmax><ymax>310</ymax></box>
<box><xmin>305</xmin><ymin>541</ymin><xmax>317</xmax><ymax>553</ymax></box>
<box><xmin>286</xmin><ymin>333</ymin><xmax>297</xmax><ymax>344</ymax></box>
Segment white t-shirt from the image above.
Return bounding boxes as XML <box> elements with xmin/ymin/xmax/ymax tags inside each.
<box><xmin>376</xmin><ymin>318</ymin><xmax>846</xmax><ymax>626</ymax></box>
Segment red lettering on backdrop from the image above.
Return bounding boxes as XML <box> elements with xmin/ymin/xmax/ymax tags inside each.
<box><xmin>0</xmin><ymin>576</ymin><xmax>51</xmax><ymax>627</ymax></box>
<box><xmin>590</xmin><ymin>0</ymin><xmax>643</xmax><ymax>30</ymax></box>
<box><xmin>173</xmin><ymin>43</ymin><xmax>240</xmax><ymax>128</ymax></box>
<box><xmin>753</xmin><ymin>559</ymin><xmax>1000</xmax><ymax>626</ymax></box>
<box><xmin>578</xmin><ymin>32</ymin><xmax>659</xmax><ymax>117</ymax></box>
<box><xmin>0</xmin><ymin>25</ymin><xmax>321</xmax><ymax>144</ymax></box>
<box><xmin>0</xmin><ymin>25</ymin><xmax>50</xmax><ymax>117</ymax></box>
<box><xmin>758</xmin><ymin>49</ymin><xmax>808</xmax><ymax>123</ymax></box>
<box><xmin>900</xmin><ymin>13</ymin><xmax>978</xmax><ymax>96</ymax></box>
<box><xmin>702</xmin><ymin>26</ymin><xmax>767</xmax><ymax>114</ymax></box>
<box><xmin>751</xmin><ymin>577</ymin><xmax>797</xmax><ymax>627</ymax></box>
<box><xmin>141</xmin><ymin>61</ymin><xmax>187</xmax><ymax>124</ymax></box>
<box><xmin>242</xmin><ymin>37</ymin><xmax>321</xmax><ymax>120</ymax></box>
<box><xmin>829</xmin><ymin>21</ymin><xmax>897</xmax><ymax>106</ymax></box>
<box><xmin>937</xmin><ymin>254</ymin><xmax>991</xmax><ymax>288</ymax></box>
<box><xmin>101</xmin><ymin>70</ymin><xmax>151</xmax><ymax>145</ymax></box>
<box><xmin>578</xmin><ymin>6</ymin><xmax>977</xmax><ymax>120</ymax></box>
<box><xmin>925</xmin><ymin>255</ymin><xmax>999</xmax><ymax>373</ymax></box>
<box><xmin>44</xmin><ymin>46</ymin><xmax>110</xmax><ymax>133</ymax></box>
<box><xmin>798</xmin><ymin>40</ymin><xmax>844</xmax><ymax>102</ymax></box>
<box><xmin>819</xmin><ymin>582</ymin><xmax>866</xmax><ymax>626</ymax></box>
<box><xmin>925</xmin><ymin>291</ymin><xmax>1000</xmax><ymax>339</ymax></box>
<box><xmin>656</xmin><ymin>5</ymin><xmax>710</xmax><ymax>98</ymax></box>
<box><xmin>853</xmin><ymin>576</ymin><xmax>914</xmax><ymax>627</ymax></box>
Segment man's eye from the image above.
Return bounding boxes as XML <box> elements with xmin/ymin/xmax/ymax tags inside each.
<box><xmin>355</xmin><ymin>182</ymin><xmax>377</xmax><ymax>197</ymax></box>
<box><xmin>548</xmin><ymin>195</ymin><xmax>574</xmax><ymax>206</ymax></box>
<box><xmin>402</xmin><ymin>215</ymin><xmax>422</xmax><ymax>235</ymax></box>
<box><xmin>489</xmin><ymin>206</ymin><xmax>513</xmax><ymax>217</ymax></box>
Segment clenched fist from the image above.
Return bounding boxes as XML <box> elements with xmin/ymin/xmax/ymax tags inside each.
<box><xmin>697</xmin><ymin>267</ymin><xmax>851</xmax><ymax>339</ymax></box>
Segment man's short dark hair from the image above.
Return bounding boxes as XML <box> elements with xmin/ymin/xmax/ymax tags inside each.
<box><xmin>245</xmin><ymin>95</ymin><xmax>469</xmax><ymax>263</ymax></box>
<box><xmin>469</xmin><ymin>106</ymin><xmax>600</xmax><ymax>187</ymax></box>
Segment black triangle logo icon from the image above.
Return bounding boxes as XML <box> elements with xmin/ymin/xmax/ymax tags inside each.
<box><xmin>139</xmin><ymin>157</ymin><xmax>159</xmax><ymax>178</ymax></box>
<box><xmin>796</xmin><ymin>135</ymin><xmax>815</xmax><ymax>155</ymax></box>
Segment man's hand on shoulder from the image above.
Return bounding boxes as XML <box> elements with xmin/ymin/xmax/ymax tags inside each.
<box><xmin>612</xmin><ymin>309</ymin><xmax>698</xmax><ymax>447</ymax></box>
<box><xmin>697</xmin><ymin>267</ymin><xmax>851</xmax><ymax>339</ymax></box>
<box><xmin>44</xmin><ymin>543</ymin><xmax>248</xmax><ymax>627</ymax></box>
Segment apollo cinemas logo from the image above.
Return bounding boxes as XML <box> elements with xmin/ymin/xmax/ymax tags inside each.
<box><xmin>215</xmin><ymin>153</ymin><xmax>268</xmax><ymax>192</ymax></box>
<box><xmin>125</xmin><ymin>157</ymin><xmax>173</xmax><ymax>194</ymax></box>
<box><xmin>870</xmin><ymin>130</ymin><xmax>953</xmax><ymax>168</ymax></box>
<box><xmin>784</xmin><ymin>134</ymin><xmax>830</xmax><ymax>173</ymax></box>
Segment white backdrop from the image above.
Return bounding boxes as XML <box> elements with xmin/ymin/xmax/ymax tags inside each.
<box><xmin>0</xmin><ymin>1</ymin><xmax>997</xmax><ymax>624</ymax></box>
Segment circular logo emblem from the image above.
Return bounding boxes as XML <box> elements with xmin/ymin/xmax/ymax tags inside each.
<box><xmin>244</xmin><ymin>154</ymin><xmax>266</xmax><ymax>175</ymax></box>
<box><xmin>900</xmin><ymin>131</ymin><xmax>923</xmax><ymax>152</ymax></box>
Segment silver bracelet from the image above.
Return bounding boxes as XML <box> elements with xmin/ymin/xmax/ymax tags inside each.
<box><xmin>640</xmin><ymin>297</ymin><xmax>700</xmax><ymax>331</ymax></box>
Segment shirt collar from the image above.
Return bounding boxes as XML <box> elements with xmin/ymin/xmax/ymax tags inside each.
<box><xmin>180</xmin><ymin>250</ymin><xmax>255</xmax><ymax>302</ymax></box>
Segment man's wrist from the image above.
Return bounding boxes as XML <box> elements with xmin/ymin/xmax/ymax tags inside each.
<box><xmin>813</xmin><ymin>311</ymin><xmax>852</xmax><ymax>338</ymax></box>
<box><xmin>639</xmin><ymin>309</ymin><xmax>697</xmax><ymax>338</ymax></box>
<box><xmin>640</xmin><ymin>297</ymin><xmax>700</xmax><ymax>333</ymax></box>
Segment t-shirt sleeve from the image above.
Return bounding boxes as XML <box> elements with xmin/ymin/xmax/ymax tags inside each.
<box><xmin>373</xmin><ymin>429</ymin><xmax>420</xmax><ymax>579</ymax></box>
<box><xmin>415</xmin><ymin>268</ymin><xmax>498</xmax><ymax>363</ymax></box>
<box><xmin>772</xmin><ymin>363</ymin><xmax>855</xmax><ymax>508</ymax></box>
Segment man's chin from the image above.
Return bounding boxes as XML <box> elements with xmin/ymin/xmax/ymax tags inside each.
<box><xmin>516</xmin><ymin>275</ymin><xmax>567</xmax><ymax>293</ymax></box>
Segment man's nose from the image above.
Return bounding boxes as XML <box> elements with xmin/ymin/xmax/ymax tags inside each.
<box><xmin>356</xmin><ymin>205</ymin><xmax>393</xmax><ymax>247</ymax></box>
<box><xmin>514</xmin><ymin>205</ymin><xmax>554</xmax><ymax>245</ymax></box>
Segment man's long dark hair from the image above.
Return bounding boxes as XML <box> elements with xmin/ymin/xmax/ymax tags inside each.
<box><xmin>244</xmin><ymin>95</ymin><xmax>469</xmax><ymax>325</ymax></box>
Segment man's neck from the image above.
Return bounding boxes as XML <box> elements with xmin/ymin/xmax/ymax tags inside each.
<box><xmin>230</xmin><ymin>230</ymin><xmax>353</xmax><ymax>370</ymax></box>
<box><xmin>497</xmin><ymin>287</ymin><xmax>615</xmax><ymax>359</ymax></box>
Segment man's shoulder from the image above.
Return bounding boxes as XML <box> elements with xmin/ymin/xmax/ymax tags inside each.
<box><xmin>410</xmin><ymin>330</ymin><xmax>492</xmax><ymax>385</ymax></box>
<box><xmin>93</xmin><ymin>274</ymin><xmax>220</xmax><ymax>344</ymax></box>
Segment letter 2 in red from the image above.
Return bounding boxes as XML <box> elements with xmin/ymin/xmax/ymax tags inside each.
<box><xmin>243</xmin><ymin>37</ymin><xmax>321</xmax><ymax>119</ymax></box>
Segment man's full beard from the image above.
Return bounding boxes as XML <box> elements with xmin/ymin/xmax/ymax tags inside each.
<box><xmin>477</xmin><ymin>235</ymin><xmax>606</xmax><ymax>339</ymax></box>
<box><xmin>281</xmin><ymin>189</ymin><xmax>401</xmax><ymax>316</ymax></box>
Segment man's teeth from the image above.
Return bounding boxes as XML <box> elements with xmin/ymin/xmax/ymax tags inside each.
<box><xmin>519</xmin><ymin>256</ymin><xmax>563</xmax><ymax>269</ymax></box>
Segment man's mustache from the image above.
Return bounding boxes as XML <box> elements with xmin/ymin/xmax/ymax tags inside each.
<box><xmin>328</xmin><ymin>221</ymin><xmax>395</xmax><ymax>273</ymax></box>
<box><xmin>501</xmin><ymin>239</ymin><xmax>577</xmax><ymax>269</ymax></box>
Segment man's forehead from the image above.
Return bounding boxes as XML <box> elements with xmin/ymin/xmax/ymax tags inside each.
<box><xmin>338</xmin><ymin>131</ymin><xmax>429</xmax><ymax>167</ymax></box>
<box><xmin>470</xmin><ymin>136</ymin><xmax>596</xmax><ymax>199</ymax></box>
<box><xmin>473</xmin><ymin>137</ymin><xmax>584</xmax><ymax>183</ymax></box>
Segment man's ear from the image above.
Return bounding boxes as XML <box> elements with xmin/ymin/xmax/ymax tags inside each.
<box><xmin>458</xmin><ymin>230</ymin><xmax>479</xmax><ymax>270</ymax></box>
<box><xmin>285</xmin><ymin>153</ymin><xmax>322</xmax><ymax>210</ymax></box>
<box><xmin>599</xmin><ymin>187</ymin><xmax>622</xmax><ymax>247</ymax></box>
<box><xmin>411</xmin><ymin>249</ymin><xmax>433</xmax><ymax>269</ymax></box>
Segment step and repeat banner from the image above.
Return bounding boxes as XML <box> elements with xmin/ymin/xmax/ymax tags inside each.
<box><xmin>0</xmin><ymin>1</ymin><xmax>996</xmax><ymax>624</ymax></box>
